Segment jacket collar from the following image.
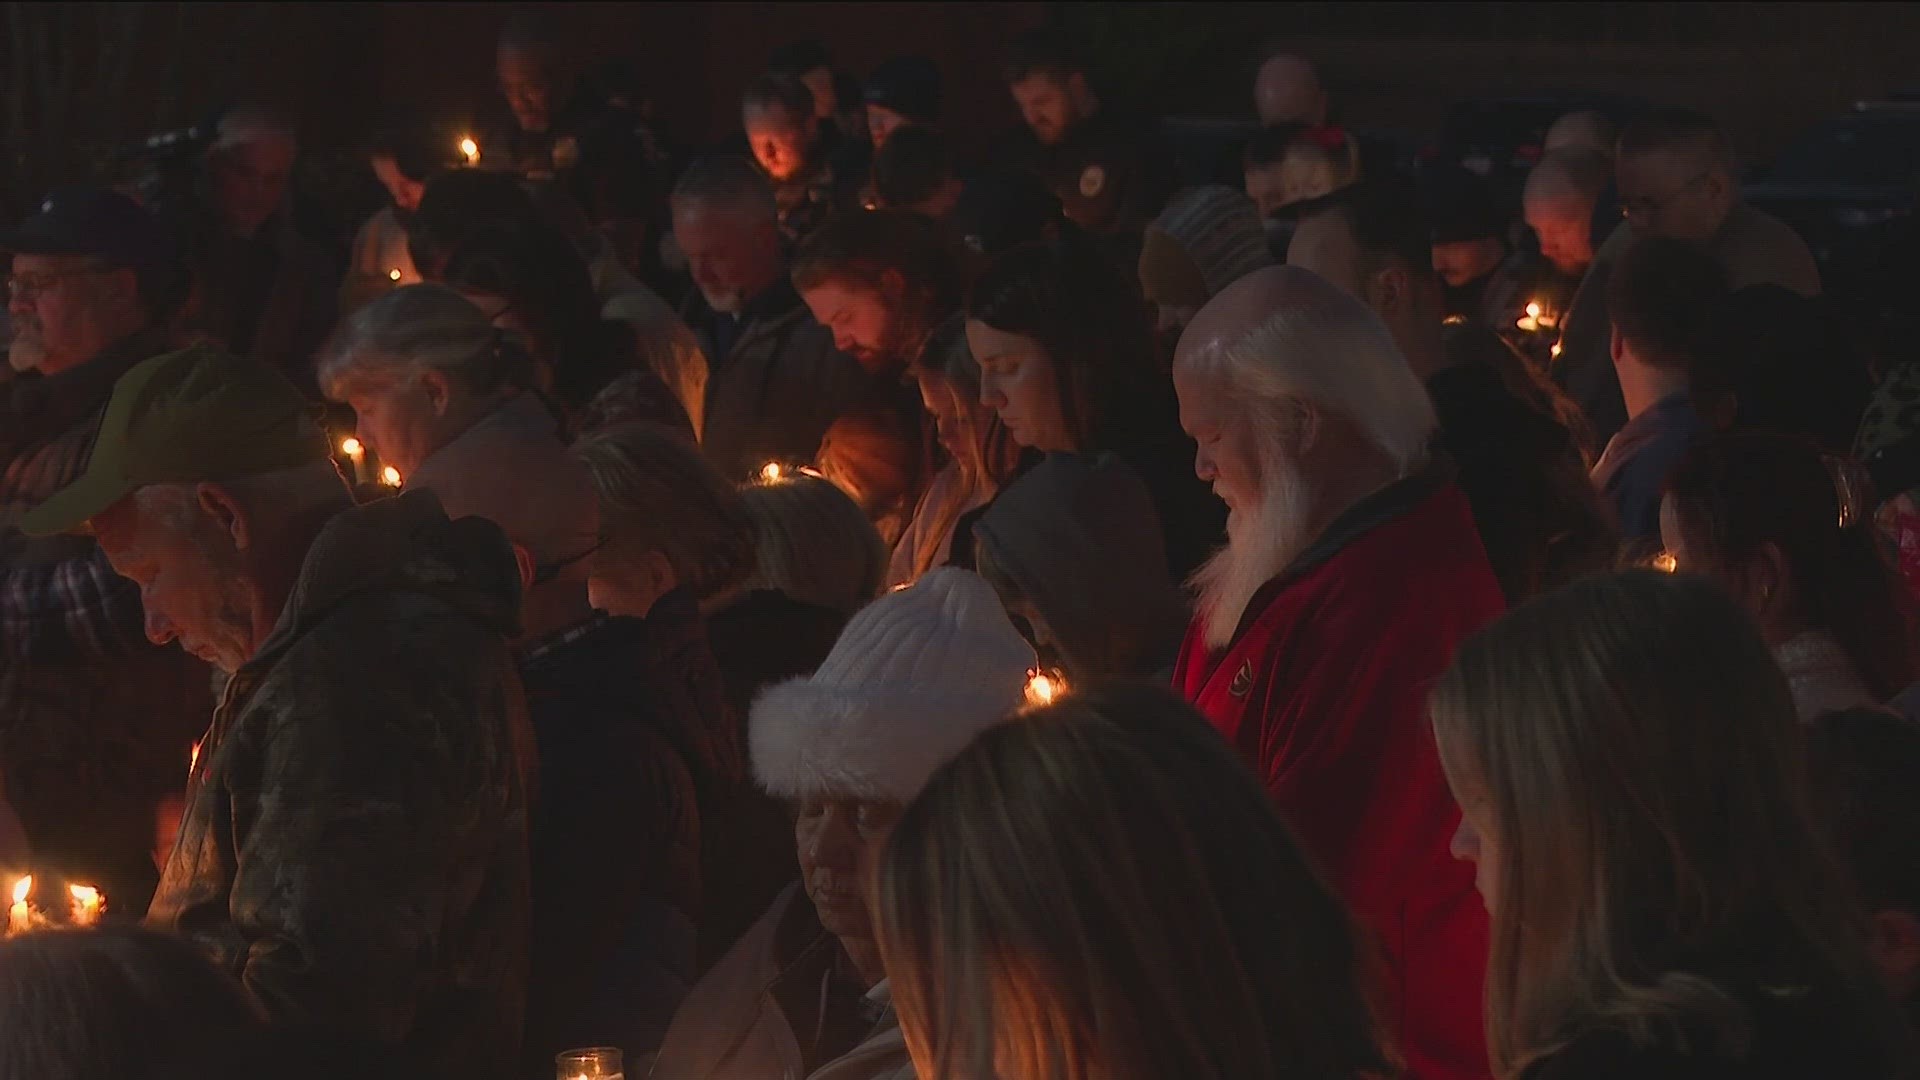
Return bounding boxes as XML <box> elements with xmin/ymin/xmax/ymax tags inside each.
<box><xmin>1234</xmin><ymin>454</ymin><xmax>1456</xmax><ymax>642</ymax></box>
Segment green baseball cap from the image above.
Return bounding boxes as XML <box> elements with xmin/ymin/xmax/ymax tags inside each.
<box><xmin>20</xmin><ymin>343</ymin><xmax>332</xmax><ymax>536</ymax></box>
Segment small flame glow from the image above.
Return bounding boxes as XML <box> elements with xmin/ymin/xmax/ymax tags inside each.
<box><xmin>1550</xmin><ymin>342</ymin><xmax>1563</xmax><ymax>360</ymax></box>
<box><xmin>1525</xmin><ymin>301</ymin><xmax>1542</xmax><ymax>319</ymax></box>
<box><xmin>190</xmin><ymin>740</ymin><xmax>202</xmax><ymax>774</ymax></box>
<box><xmin>68</xmin><ymin>884</ymin><xmax>104</xmax><ymax>925</ymax></box>
<box><xmin>459</xmin><ymin>137</ymin><xmax>480</xmax><ymax>165</ymax></box>
<box><xmin>340</xmin><ymin>437</ymin><xmax>363</xmax><ymax>458</ymax></box>
<box><xmin>388</xmin><ymin>267</ymin><xmax>402</xmax><ymax>282</ymax></box>
<box><xmin>760</xmin><ymin>462</ymin><xmax>784</xmax><ymax>483</ymax></box>
<box><xmin>1024</xmin><ymin>669</ymin><xmax>1067</xmax><ymax>708</ymax></box>
<box><xmin>1652</xmin><ymin>552</ymin><xmax>1678</xmax><ymax>574</ymax></box>
<box><xmin>380</xmin><ymin>465</ymin><xmax>403</xmax><ymax>487</ymax></box>
<box><xmin>11</xmin><ymin>876</ymin><xmax>29</xmax><ymax>906</ymax></box>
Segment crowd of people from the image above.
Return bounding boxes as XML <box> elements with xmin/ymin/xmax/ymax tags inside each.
<box><xmin>1</xmin><ymin>13</ymin><xmax>1918</xmax><ymax>1080</ymax></box>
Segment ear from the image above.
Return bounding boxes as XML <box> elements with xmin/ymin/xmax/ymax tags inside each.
<box><xmin>1281</xmin><ymin>397</ymin><xmax>1322</xmax><ymax>458</ymax></box>
<box><xmin>510</xmin><ymin>542</ymin><xmax>535</xmax><ymax>592</ymax></box>
<box><xmin>195</xmin><ymin>483</ymin><xmax>250</xmax><ymax>552</ymax></box>
<box><xmin>1370</xmin><ymin>266</ymin><xmax>1411</xmax><ymax>317</ymax></box>
<box><xmin>1609</xmin><ymin>325</ymin><xmax>1625</xmax><ymax>366</ymax></box>
<box><xmin>1870</xmin><ymin>907</ymin><xmax>1920</xmax><ymax>995</ymax></box>
<box><xmin>418</xmin><ymin>368</ymin><xmax>453</xmax><ymax>417</ymax></box>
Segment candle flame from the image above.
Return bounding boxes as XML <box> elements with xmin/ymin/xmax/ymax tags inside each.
<box><xmin>10</xmin><ymin>876</ymin><xmax>28</xmax><ymax>906</ymax></box>
<box><xmin>67</xmin><ymin>883</ymin><xmax>103</xmax><ymax>926</ymax></box>
<box><xmin>1652</xmin><ymin>551</ymin><xmax>1678</xmax><ymax>574</ymax></box>
<box><xmin>388</xmin><ymin>268</ymin><xmax>402</xmax><ymax>282</ymax></box>
<box><xmin>340</xmin><ymin>437</ymin><xmax>363</xmax><ymax>458</ymax></box>
<box><xmin>380</xmin><ymin>465</ymin><xmax>403</xmax><ymax>487</ymax></box>
<box><xmin>190</xmin><ymin>740</ymin><xmax>202</xmax><ymax>774</ymax></box>
<box><xmin>1525</xmin><ymin>301</ymin><xmax>1542</xmax><ymax>319</ymax></box>
<box><xmin>1024</xmin><ymin>669</ymin><xmax>1067</xmax><ymax>708</ymax></box>
<box><xmin>760</xmin><ymin>462</ymin><xmax>784</xmax><ymax>483</ymax></box>
<box><xmin>459</xmin><ymin>137</ymin><xmax>480</xmax><ymax>165</ymax></box>
<box><xmin>1550</xmin><ymin>342</ymin><xmax>1563</xmax><ymax>360</ymax></box>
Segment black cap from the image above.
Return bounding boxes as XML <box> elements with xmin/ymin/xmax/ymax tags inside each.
<box><xmin>864</xmin><ymin>56</ymin><xmax>942</xmax><ymax>124</ymax></box>
<box><xmin>1421</xmin><ymin>167</ymin><xmax>1507</xmax><ymax>245</ymax></box>
<box><xmin>2</xmin><ymin>188</ymin><xmax>174</xmax><ymax>268</ymax></box>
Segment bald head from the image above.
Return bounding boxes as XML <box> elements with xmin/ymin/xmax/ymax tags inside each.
<box><xmin>1545</xmin><ymin>110</ymin><xmax>1617</xmax><ymax>159</ymax></box>
<box><xmin>1524</xmin><ymin>149</ymin><xmax>1610</xmax><ymax>276</ymax></box>
<box><xmin>1254</xmin><ymin>54</ymin><xmax>1327</xmax><ymax>128</ymax></box>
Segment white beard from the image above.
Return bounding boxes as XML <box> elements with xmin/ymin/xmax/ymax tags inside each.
<box><xmin>8</xmin><ymin>326</ymin><xmax>45</xmax><ymax>372</ymax></box>
<box><xmin>1189</xmin><ymin>463</ymin><xmax>1315</xmax><ymax>650</ymax></box>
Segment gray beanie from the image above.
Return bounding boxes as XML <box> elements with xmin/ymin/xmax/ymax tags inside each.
<box><xmin>1139</xmin><ymin>185</ymin><xmax>1273</xmax><ymax>307</ymax></box>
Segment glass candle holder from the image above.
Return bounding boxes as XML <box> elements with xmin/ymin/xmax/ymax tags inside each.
<box><xmin>556</xmin><ymin>1047</ymin><xmax>623</xmax><ymax>1080</ymax></box>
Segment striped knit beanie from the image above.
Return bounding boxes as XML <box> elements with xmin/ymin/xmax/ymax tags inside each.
<box><xmin>1138</xmin><ymin>185</ymin><xmax>1273</xmax><ymax>309</ymax></box>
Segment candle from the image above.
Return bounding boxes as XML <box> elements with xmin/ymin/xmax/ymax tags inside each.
<box><xmin>380</xmin><ymin>465</ymin><xmax>403</xmax><ymax>488</ymax></box>
<box><xmin>459</xmin><ymin>137</ymin><xmax>481</xmax><ymax>167</ymax></box>
<box><xmin>68</xmin><ymin>884</ymin><xmax>103</xmax><ymax>927</ymax></box>
<box><xmin>1652</xmin><ymin>552</ymin><xmax>1678</xmax><ymax>574</ymax></box>
<box><xmin>8</xmin><ymin>875</ymin><xmax>32</xmax><ymax>936</ymax></box>
<box><xmin>340</xmin><ymin>437</ymin><xmax>363</xmax><ymax>459</ymax></box>
<box><xmin>388</xmin><ymin>268</ymin><xmax>403</xmax><ymax>282</ymax></box>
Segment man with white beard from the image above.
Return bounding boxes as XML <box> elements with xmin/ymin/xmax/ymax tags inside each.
<box><xmin>1170</xmin><ymin>265</ymin><xmax>1502</xmax><ymax>1080</ymax></box>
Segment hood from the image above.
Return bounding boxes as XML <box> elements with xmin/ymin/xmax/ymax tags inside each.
<box><xmin>973</xmin><ymin>453</ymin><xmax>1188</xmax><ymax>680</ymax></box>
<box><xmin>255</xmin><ymin>489</ymin><xmax>522</xmax><ymax>663</ymax></box>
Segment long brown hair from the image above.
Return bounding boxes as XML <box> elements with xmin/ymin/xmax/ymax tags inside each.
<box><xmin>1430</xmin><ymin>571</ymin><xmax>1904</xmax><ymax>1077</ymax></box>
<box><xmin>875</xmin><ymin>685</ymin><xmax>1387</xmax><ymax>1080</ymax></box>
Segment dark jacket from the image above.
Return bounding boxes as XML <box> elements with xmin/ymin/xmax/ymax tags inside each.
<box><xmin>973</xmin><ymin>453</ymin><xmax>1187</xmax><ymax>683</ymax></box>
<box><xmin>1430</xmin><ymin>332</ymin><xmax>1618</xmax><ymax>602</ymax></box>
<box><xmin>518</xmin><ymin>613</ymin><xmax>704</xmax><ymax>1070</ymax></box>
<box><xmin>1</xmin><ymin>329</ymin><xmax>212</xmax><ymax>915</ymax></box>
<box><xmin>706</xmin><ymin>589</ymin><xmax>845</xmax><ymax>729</ymax></box>
<box><xmin>173</xmin><ymin>205</ymin><xmax>341</xmax><ymax>397</ymax></box>
<box><xmin>147</xmin><ymin>491</ymin><xmax>534</xmax><ymax>1079</ymax></box>
<box><xmin>683</xmin><ymin>279</ymin><xmax>876</xmax><ymax>481</ymax></box>
<box><xmin>1591</xmin><ymin>390</ymin><xmax>1707</xmax><ymax>542</ymax></box>
<box><xmin>1004</xmin><ymin>109</ymin><xmax>1170</xmax><ymax>242</ymax></box>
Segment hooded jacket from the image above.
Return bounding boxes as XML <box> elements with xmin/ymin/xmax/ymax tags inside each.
<box><xmin>146</xmin><ymin>491</ymin><xmax>534</xmax><ymax>1079</ymax></box>
<box><xmin>654</xmin><ymin>884</ymin><xmax>914</xmax><ymax>1080</ymax></box>
<box><xmin>973</xmin><ymin>453</ymin><xmax>1187</xmax><ymax>682</ymax></box>
<box><xmin>1173</xmin><ymin>462</ymin><xmax>1499</xmax><ymax>1080</ymax></box>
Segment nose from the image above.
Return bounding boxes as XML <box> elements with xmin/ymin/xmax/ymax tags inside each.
<box><xmin>833</xmin><ymin>330</ymin><xmax>856</xmax><ymax>354</ymax></box>
<box><xmin>1449</xmin><ymin>815</ymin><xmax>1479</xmax><ymax>864</ymax></box>
<box><xmin>1194</xmin><ymin>444</ymin><xmax>1217</xmax><ymax>483</ymax></box>
<box><xmin>979</xmin><ymin>373</ymin><xmax>1006</xmax><ymax>409</ymax></box>
<box><xmin>144</xmin><ymin>606</ymin><xmax>178</xmax><ymax>647</ymax></box>
<box><xmin>805</xmin><ymin>807</ymin><xmax>859</xmax><ymax>869</ymax></box>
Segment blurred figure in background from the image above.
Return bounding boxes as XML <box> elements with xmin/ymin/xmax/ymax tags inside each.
<box><xmin>1692</xmin><ymin>284</ymin><xmax>1874</xmax><ymax>452</ymax></box>
<box><xmin>1593</xmin><ymin>236</ymin><xmax>1727</xmax><ymax>541</ymax></box>
<box><xmin>1431</xmin><ymin>572</ymin><xmax>1909</xmax><ymax>1079</ymax></box>
<box><xmin>1423</xmin><ymin>165</ymin><xmax>1536</xmax><ymax>330</ymax></box>
<box><xmin>1555</xmin><ymin>107</ymin><xmax>1821</xmax><ymax>445</ymax></box>
<box><xmin>1543</xmin><ymin>109</ymin><xmax>1618</xmax><ymax>159</ymax></box>
<box><xmin>878</xmin><ymin>686</ymin><xmax>1388</xmax><ymax>1080</ymax></box>
<box><xmin>341</xmin><ymin>115</ymin><xmax>449</xmax><ymax>314</ymax></box>
<box><xmin>741</xmin><ymin>75</ymin><xmax>861</xmax><ymax>241</ymax></box>
<box><xmin>1523</xmin><ymin>149</ymin><xmax>1610</xmax><ymax>281</ymax></box>
<box><xmin>1253</xmin><ymin>52</ymin><xmax>1330</xmax><ymax>128</ymax></box>
<box><xmin>1662</xmin><ymin>432</ymin><xmax>1917</xmax><ymax>720</ymax></box>
<box><xmin>870</xmin><ymin>124</ymin><xmax>965</xmax><ymax>220</ymax></box>
<box><xmin>861</xmin><ymin>56</ymin><xmax>942</xmax><ymax>152</ymax></box>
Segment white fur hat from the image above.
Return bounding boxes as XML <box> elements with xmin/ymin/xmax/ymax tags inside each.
<box><xmin>750</xmin><ymin>567</ymin><xmax>1035</xmax><ymax>800</ymax></box>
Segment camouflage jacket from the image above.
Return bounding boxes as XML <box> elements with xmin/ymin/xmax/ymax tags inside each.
<box><xmin>147</xmin><ymin>491</ymin><xmax>536</xmax><ymax>1079</ymax></box>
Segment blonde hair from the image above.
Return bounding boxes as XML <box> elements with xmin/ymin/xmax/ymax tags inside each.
<box><xmin>738</xmin><ymin>473</ymin><xmax>886</xmax><ymax>615</ymax></box>
<box><xmin>1429</xmin><ymin>572</ymin><xmax>1902</xmax><ymax>1077</ymax></box>
<box><xmin>573</xmin><ymin>421</ymin><xmax>755</xmax><ymax>600</ymax></box>
<box><xmin>876</xmin><ymin>685</ymin><xmax>1388</xmax><ymax>1080</ymax></box>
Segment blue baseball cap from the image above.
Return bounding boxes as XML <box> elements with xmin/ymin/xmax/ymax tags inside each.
<box><xmin>1</xmin><ymin>187</ymin><xmax>175</xmax><ymax>268</ymax></box>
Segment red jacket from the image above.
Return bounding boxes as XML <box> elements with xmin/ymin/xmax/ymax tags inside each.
<box><xmin>1175</xmin><ymin>470</ymin><xmax>1500</xmax><ymax>1080</ymax></box>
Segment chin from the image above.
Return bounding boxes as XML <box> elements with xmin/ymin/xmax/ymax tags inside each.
<box><xmin>1190</xmin><ymin>466</ymin><xmax>1313</xmax><ymax>649</ymax></box>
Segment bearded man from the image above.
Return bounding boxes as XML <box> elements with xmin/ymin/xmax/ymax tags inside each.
<box><xmin>1170</xmin><ymin>265</ymin><xmax>1501</xmax><ymax>1080</ymax></box>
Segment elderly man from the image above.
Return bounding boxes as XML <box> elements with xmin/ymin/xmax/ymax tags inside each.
<box><xmin>0</xmin><ymin>189</ymin><xmax>208</xmax><ymax>918</ymax></box>
<box><xmin>1524</xmin><ymin>149</ymin><xmax>1611</xmax><ymax>280</ymax></box>
<box><xmin>1171</xmin><ymin>265</ymin><xmax>1498</xmax><ymax>1080</ymax></box>
<box><xmin>1253</xmin><ymin>52</ymin><xmax>1328</xmax><ymax>128</ymax></box>
<box><xmin>1289</xmin><ymin>181</ymin><xmax>1614</xmax><ymax>601</ymax></box>
<box><xmin>1553</xmin><ymin>107</ymin><xmax>1820</xmax><ymax>444</ymax></box>
<box><xmin>21</xmin><ymin>344</ymin><xmax>532</xmax><ymax>1078</ymax></box>
<box><xmin>673</xmin><ymin>157</ymin><xmax>874</xmax><ymax>480</ymax></box>
<box><xmin>322</xmin><ymin>283</ymin><xmax>737</xmax><ymax>1070</ymax></box>
<box><xmin>655</xmin><ymin>567</ymin><xmax>1033</xmax><ymax>1080</ymax></box>
<box><xmin>169</xmin><ymin>106</ymin><xmax>338</xmax><ymax>394</ymax></box>
<box><xmin>485</xmin><ymin>13</ymin><xmax>593</xmax><ymax>179</ymax></box>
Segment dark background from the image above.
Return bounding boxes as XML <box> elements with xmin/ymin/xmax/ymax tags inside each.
<box><xmin>3</xmin><ymin>1</ymin><xmax>1917</xmax><ymax>213</ymax></box>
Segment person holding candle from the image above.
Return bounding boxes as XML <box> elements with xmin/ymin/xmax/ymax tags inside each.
<box><xmin>1430</xmin><ymin>572</ymin><xmax>1909</xmax><ymax>1078</ymax></box>
<box><xmin>653</xmin><ymin>567</ymin><xmax>1034</xmax><ymax>1080</ymax></box>
<box><xmin>0</xmin><ymin>188</ymin><xmax>210</xmax><ymax>922</ymax></box>
<box><xmin>876</xmin><ymin>685</ymin><xmax>1389</xmax><ymax>1080</ymax></box>
<box><xmin>1170</xmin><ymin>265</ymin><xmax>1500</xmax><ymax>1080</ymax></box>
<box><xmin>18</xmin><ymin>344</ymin><xmax>534</xmax><ymax>1079</ymax></box>
<box><xmin>339</xmin><ymin>114</ymin><xmax>448</xmax><ymax>316</ymax></box>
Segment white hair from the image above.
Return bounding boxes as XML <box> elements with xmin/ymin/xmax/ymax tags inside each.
<box><xmin>316</xmin><ymin>284</ymin><xmax>520</xmax><ymax>399</ymax></box>
<box><xmin>1178</xmin><ymin>267</ymin><xmax>1436</xmax><ymax>647</ymax></box>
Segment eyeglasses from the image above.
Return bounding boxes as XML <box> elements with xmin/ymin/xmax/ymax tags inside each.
<box><xmin>5</xmin><ymin>265</ymin><xmax>106</xmax><ymax>302</ymax></box>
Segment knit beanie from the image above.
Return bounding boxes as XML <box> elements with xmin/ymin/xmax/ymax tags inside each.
<box><xmin>739</xmin><ymin>473</ymin><xmax>889</xmax><ymax>616</ymax></box>
<box><xmin>751</xmin><ymin>567</ymin><xmax>1035</xmax><ymax>800</ymax></box>
<box><xmin>863</xmin><ymin>56</ymin><xmax>942</xmax><ymax>125</ymax></box>
<box><xmin>1138</xmin><ymin>185</ymin><xmax>1272</xmax><ymax>309</ymax></box>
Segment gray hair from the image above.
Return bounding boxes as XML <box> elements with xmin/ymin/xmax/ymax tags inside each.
<box><xmin>316</xmin><ymin>284</ymin><xmax>529</xmax><ymax>399</ymax></box>
<box><xmin>671</xmin><ymin>156</ymin><xmax>777</xmax><ymax>222</ymax></box>
<box><xmin>738</xmin><ymin>474</ymin><xmax>886</xmax><ymax>616</ymax></box>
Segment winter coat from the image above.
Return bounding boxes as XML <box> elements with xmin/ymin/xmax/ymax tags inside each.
<box><xmin>706</xmin><ymin>590</ymin><xmax>848</xmax><ymax>729</ymax></box>
<box><xmin>173</xmin><ymin>205</ymin><xmax>341</xmax><ymax>397</ymax></box>
<box><xmin>1553</xmin><ymin>208</ymin><xmax>1821</xmax><ymax>446</ymax></box>
<box><xmin>518</xmin><ymin>613</ymin><xmax>704</xmax><ymax>1072</ymax></box>
<box><xmin>0</xmin><ymin>329</ymin><xmax>212</xmax><ymax>915</ymax></box>
<box><xmin>973</xmin><ymin>452</ymin><xmax>1187</xmax><ymax>683</ymax></box>
<box><xmin>146</xmin><ymin>491</ymin><xmax>535</xmax><ymax>1079</ymax></box>
<box><xmin>1173</xmin><ymin>462</ymin><xmax>1499</xmax><ymax>1080</ymax></box>
<box><xmin>654</xmin><ymin>884</ymin><xmax>915</xmax><ymax>1080</ymax></box>
<box><xmin>683</xmin><ymin>280</ymin><xmax>876</xmax><ymax>482</ymax></box>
